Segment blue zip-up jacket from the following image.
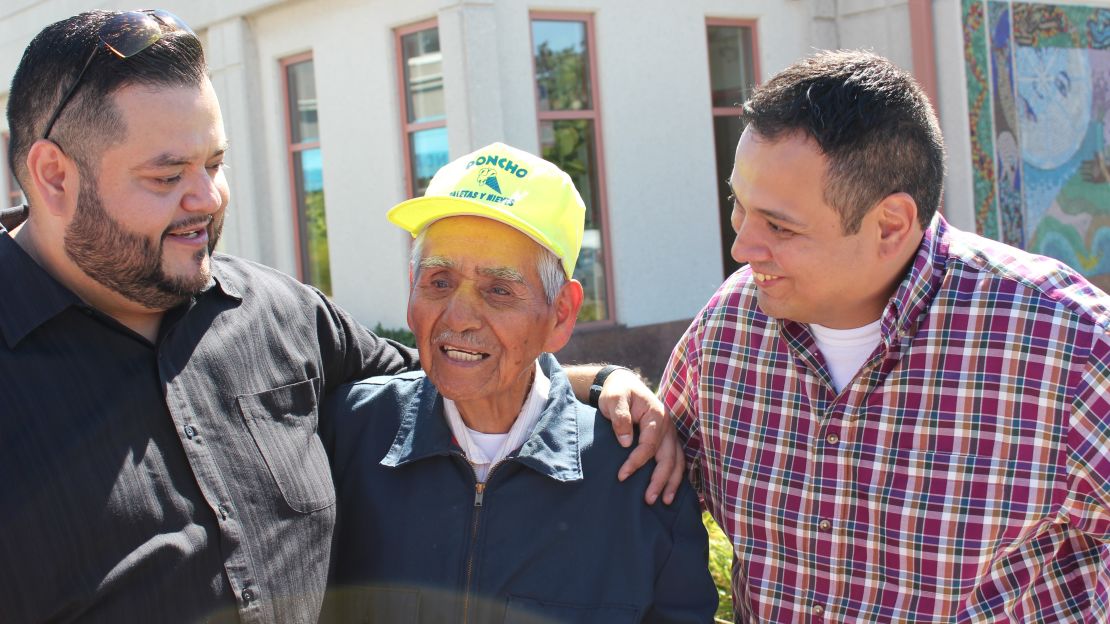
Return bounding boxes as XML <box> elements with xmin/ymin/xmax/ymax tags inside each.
<box><xmin>320</xmin><ymin>353</ymin><xmax>717</xmax><ymax>623</ymax></box>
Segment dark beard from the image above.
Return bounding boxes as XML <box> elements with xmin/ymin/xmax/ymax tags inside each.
<box><xmin>63</xmin><ymin>176</ymin><xmax>223</xmax><ymax>310</ymax></box>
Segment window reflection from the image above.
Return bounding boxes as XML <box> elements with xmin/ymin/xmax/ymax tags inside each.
<box><xmin>287</xmin><ymin>61</ymin><xmax>319</xmax><ymax>144</ymax></box>
<box><xmin>707</xmin><ymin>26</ymin><xmax>755</xmax><ymax>108</ymax></box>
<box><xmin>402</xmin><ymin>28</ymin><xmax>445</xmax><ymax>124</ymax></box>
<box><xmin>285</xmin><ymin>58</ymin><xmax>331</xmax><ymax>294</ymax></box>
<box><xmin>293</xmin><ymin>147</ymin><xmax>331</xmax><ymax>292</ymax></box>
<box><xmin>398</xmin><ymin>23</ymin><xmax>448</xmax><ymax>199</ymax></box>
<box><xmin>538</xmin><ymin>118</ymin><xmax>607</xmax><ymax>322</ymax></box>
<box><xmin>533</xmin><ymin>20</ymin><xmax>591</xmax><ymax>112</ymax></box>
<box><xmin>707</xmin><ymin>22</ymin><xmax>756</xmax><ymax>278</ymax></box>
<box><xmin>410</xmin><ymin>127</ymin><xmax>449</xmax><ymax>197</ymax></box>
<box><xmin>532</xmin><ymin>17</ymin><xmax>608</xmax><ymax>322</ymax></box>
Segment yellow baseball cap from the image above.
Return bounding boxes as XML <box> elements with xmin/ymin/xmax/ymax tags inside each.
<box><xmin>387</xmin><ymin>142</ymin><xmax>586</xmax><ymax>278</ymax></box>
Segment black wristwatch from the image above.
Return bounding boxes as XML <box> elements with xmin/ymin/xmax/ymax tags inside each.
<box><xmin>588</xmin><ymin>364</ymin><xmax>631</xmax><ymax>408</ymax></box>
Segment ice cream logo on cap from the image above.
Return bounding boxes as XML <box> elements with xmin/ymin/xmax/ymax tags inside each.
<box><xmin>476</xmin><ymin>167</ymin><xmax>501</xmax><ymax>194</ymax></box>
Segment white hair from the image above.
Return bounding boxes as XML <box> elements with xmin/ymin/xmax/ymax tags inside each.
<box><xmin>409</xmin><ymin>228</ymin><xmax>567</xmax><ymax>304</ymax></box>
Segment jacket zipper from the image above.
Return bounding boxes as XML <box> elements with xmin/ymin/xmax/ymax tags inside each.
<box><xmin>462</xmin><ymin>460</ymin><xmax>503</xmax><ymax>624</ymax></box>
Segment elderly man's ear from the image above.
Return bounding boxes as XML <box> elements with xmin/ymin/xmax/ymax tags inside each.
<box><xmin>543</xmin><ymin>279</ymin><xmax>584</xmax><ymax>353</ymax></box>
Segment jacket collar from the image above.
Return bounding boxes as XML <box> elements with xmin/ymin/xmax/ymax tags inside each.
<box><xmin>381</xmin><ymin>353</ymin><xmax>585</xmax><ymax>482</ymax></box>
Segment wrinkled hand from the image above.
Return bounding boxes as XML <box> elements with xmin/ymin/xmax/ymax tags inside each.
<box><xmin>598</xmin><ymin>369</ymin><xmax>686</xmax><ymax>505</ymax></box>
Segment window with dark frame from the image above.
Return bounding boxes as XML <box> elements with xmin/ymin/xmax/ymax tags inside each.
<box><xmin>397</xmin><ymin>20</ymin><xmax>448</xmax><ymax>199</ymax></box>
<box><xmin>707</xmin><ymin>19</ymin><xmax>759</xmax><ymax>278</ymax></box>
<box><xmin>282</xmin><ymin>54</ymin><xmax>332</xmax><ymax>295</ymax></box>
<box><xmin>530</xmin><ymin>13</ymin><xmax>611</xmax><ymax>323</ymax></box>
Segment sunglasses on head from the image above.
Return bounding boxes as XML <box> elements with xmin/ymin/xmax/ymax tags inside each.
<box><xmin>41</xmin><ymin>9</ymin><xmax>195</xmax><ymax>141</ymax></box>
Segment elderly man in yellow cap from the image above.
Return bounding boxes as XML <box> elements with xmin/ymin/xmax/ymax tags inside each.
<box><xmin>321</xmin><ymin>143</ymin><xmax>717</xmax><ymax>622</ymax></box>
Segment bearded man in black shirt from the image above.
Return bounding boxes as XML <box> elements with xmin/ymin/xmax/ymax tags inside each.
<box><xmin>0</xmin><ymin>11</ymin><xmax>679</xmax><ymax>623</ymax></box>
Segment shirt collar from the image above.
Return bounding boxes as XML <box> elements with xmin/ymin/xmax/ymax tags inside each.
<box><xmin>207</xmin><ymin>257</ymin><xmax>243</xmax><ymax>301</ymax></box>
<box><xmin>0</xmin><ymin>224</ymin><xmax>242</xmax><ymax>348</ymax></box>
<box><xmin>776</xmin><ymin>213</ymin><xmax>947</xmax><ymax>375</ymax></box>
<box><xmin>878</xmin><ymin>212</ymin><xmax>948</xmax><ymax>347</ymax></box>
<box><xmin>443</xmin><ymin>360</ymin><xmax>550</xmax><ymax>469</ymax></box>
<box><xmin>381</xmin><ymin>353</ymin><xmax>585</xmax><ymax>482</ymax></box>
<box><xmin>0</xmin><ymin>204</ymin><xmax>29</xmax><ymax>231</ymax></box>
<box><xmin>0</xmin><ymin>229</ymin><xmax>81</xmax><ymax>348</ymax></box>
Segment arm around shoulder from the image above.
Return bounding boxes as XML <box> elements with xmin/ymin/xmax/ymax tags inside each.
<box><xmin>316</xmin><ymin>290</ymin><xmax>419</xmax><ymax>387</ymax></box>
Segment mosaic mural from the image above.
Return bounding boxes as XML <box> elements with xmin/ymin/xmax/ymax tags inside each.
<box><xmin>962</xmin><ymin>1</ymin><xmax>1110</xmax><ymax>292</ymax></box>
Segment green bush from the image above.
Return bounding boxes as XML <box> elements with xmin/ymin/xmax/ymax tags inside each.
<box><xmin>371</xmin><ymin>323</ymin><xmax>416</xmax><ymax>348</ymax></box>
<box><xmin>704</xmin><ymin>511</ymin><xmax>735</xmax><ymax>623</ymax></box>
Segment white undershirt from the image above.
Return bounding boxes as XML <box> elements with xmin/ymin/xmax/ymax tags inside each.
<box><xmin>443</xmin><ymin>361</ymin><xmax>550</xmax><ymax>482</ymax></box>
<box><xmin>809</xmin><ymin>319</ymin><xmax>882</xmax><ymax>393</ymax></box>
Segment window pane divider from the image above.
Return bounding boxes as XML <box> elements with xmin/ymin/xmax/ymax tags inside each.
<box><xmin>405</xmin><ymin>119</ymin><xmax>446</xmax><ymax>133</ymax></box>
<box><xmin>536</xmin><ymin>109</ymin><xmax>599</xmax><ymax>121</ymax></box>
<box><xmin>711</xmin><ymin>106</ymin><xmax>744</xmax><ymax>117</ymax></box>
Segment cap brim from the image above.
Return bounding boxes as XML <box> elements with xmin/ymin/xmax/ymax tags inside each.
<box><xmin>388</xmin><ymin>195</ymin><xmax>572</xmax><ymax>274</ymax></box>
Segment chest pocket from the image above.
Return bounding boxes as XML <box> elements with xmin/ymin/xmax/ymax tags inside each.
<box><xmin>859</xmin><ymin>449</ymin><xmax>1020</xmax><ymax>590</ymax></box>
<box><xmin>237</xmin><ymin>378</ymin><xmax>335</xmax><ymax>513</ymax></box>
<box><xmin>504</xmin><ymin>595</ymin><xmax>639</xmax><ymax>624</ymax></box>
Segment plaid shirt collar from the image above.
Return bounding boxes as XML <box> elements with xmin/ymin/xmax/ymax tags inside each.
<box><xmin>777</xmin><ymin>214</ymin><xmax>947</xmax><ymax>389</ymax></box>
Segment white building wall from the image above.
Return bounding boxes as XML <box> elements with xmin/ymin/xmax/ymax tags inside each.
<box><xmin>1</xmin><ymin>0</ymin><xmax>939</xmax><ymax>332</ymax></box>
<box><xmin>933</xmin><ymin>0</ymin><xmax>977</xmax><ymax>232</ymax></box>
<box><xmin>787</xmin><ymin>0</ymin><xmax>980</xmax><ymax>234</ymax></box>
<box><xmin>248</xmin><ymin>0</ymin><xmax>448</xmax><ymax>328</ymax></box>
<box><xmin>591</xmin><ymin>0</ymin><xmax>809</xmax><ymax>326</ymax></box>
<box><xmin>838</xmin><ymin>0</ymin><xmax>914</xmax><ymax>69</ymax></box>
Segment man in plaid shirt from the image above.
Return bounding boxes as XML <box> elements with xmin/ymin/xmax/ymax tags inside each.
<box><xmin>661</xmin><ymin>49</ymin><xmax>1110</xmax><ymax>622</ymax></box>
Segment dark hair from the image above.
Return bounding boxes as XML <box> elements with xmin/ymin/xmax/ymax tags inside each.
<box><xmin>741</xmin><ymin>49</ymin><xmax>945</xmax><ymax>232</ymax></box>
<box><xmin>7</xmin><ymin>10</ymin><xmax>207</xmax><ymax>194</ymax></box>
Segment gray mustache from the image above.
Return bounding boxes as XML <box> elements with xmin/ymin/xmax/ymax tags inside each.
<box><xmin>433</xmin><ymin>330</ymin><xmax>488</xmax><ymax>351</ymax></box>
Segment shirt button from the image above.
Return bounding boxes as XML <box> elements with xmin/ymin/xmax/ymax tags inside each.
<box><xmin>184</xmin><ymin>425</ymin><xmax>197</xmax><ymax>439</ymax></box>
<box><xmin>818</xmin><ymin>519</ymin><xmax>832</xmax><ymax>531</ymax></box>
<box><xmin>218</xmin><ymin>505</ymin><xmax>229</xmax><ymax>520</ymax></box>
<box><xmin>241</xmin><ymin>588</ymin><xmax>256</xmax><ymax>604</ymax></box>
<box><xmin>825</xmin><ymin>433</ymin><xmax>840</xmax><ymax>445</ymax></box>
<box><xmin>813</xmin><ymin>603</ymin><xmax>825</xmax><ymax>617</ymax></box>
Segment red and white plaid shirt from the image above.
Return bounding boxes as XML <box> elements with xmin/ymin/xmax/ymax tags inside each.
<box><xmin>662</xmin><ymin>216</ymin><xmax>1110</xmax><ymax>622</ymax></box>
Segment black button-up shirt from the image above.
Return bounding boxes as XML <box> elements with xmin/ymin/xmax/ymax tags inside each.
<box><xmin>0</xmin><ymin>223</ymin><xmax>416</xmax><ymax>623</ymax></box>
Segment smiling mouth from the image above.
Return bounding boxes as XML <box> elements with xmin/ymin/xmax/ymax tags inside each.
<box><xmin>166</xmin><ymin>217</ymin><xmax>212</xmax><ymax>241</ymax></box>
<box><xmin>753</xmin><ymin>271</ymin><xmax>781</xmax><ymax>284</ymax></box>
<box><xmin>169</xmin><ymin>228</ymin><xmax>205</xmax><ymax>240</ymax></box>
<box><xmin>441</xmin><ymin>345</ymin><xmax>490</xmax><ymax>362</ymax></box>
